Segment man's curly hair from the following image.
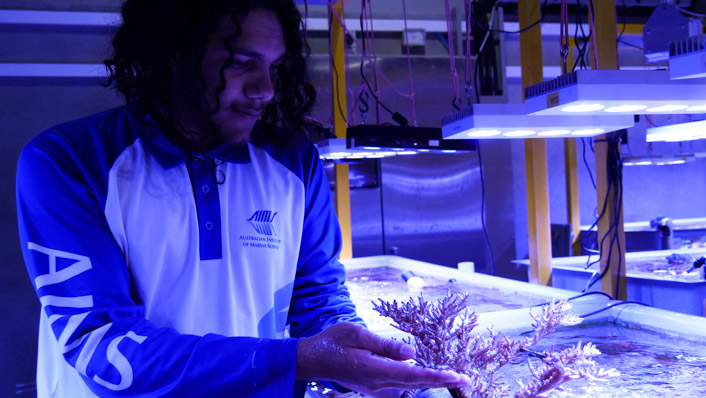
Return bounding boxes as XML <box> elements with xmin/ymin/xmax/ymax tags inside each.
<box><xmin>105</xmin><ymin>0</ymin><xmax>316</xmax><ymax>154</ymax></box>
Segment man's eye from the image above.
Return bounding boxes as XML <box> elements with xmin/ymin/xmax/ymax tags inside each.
<box><xmin>230</xmin><ymin>60</ymin><xmax>249</xmax><ymax>68</ymax></box>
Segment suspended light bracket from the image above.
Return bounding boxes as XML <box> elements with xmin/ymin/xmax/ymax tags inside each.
<box><xmin>441</xmin><ymin>103</ymin><xmax>634</xmax><ymax>139</ymax></box>
<box><xmin>524</xmin><ymin>70</ymin><xmax>706</xmax><ymax>115</ymax></box>
<box><xmin>669</xmin><ymin>35</ymin><xmax>706</xmax><ymax>80</ymax></box>
<box><xmin>347</xmin><ymin>124</ymin><xmax>477</xmax><ymax>154</ymax></box>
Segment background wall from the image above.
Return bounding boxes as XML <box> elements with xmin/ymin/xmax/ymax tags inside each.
<box><xmin>2</xmin><ymin>1</ymin><xmax>706</xmax><ymax>396</ymax></box>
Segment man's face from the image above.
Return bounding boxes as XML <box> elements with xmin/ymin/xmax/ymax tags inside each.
<box><xmin>199</xmin><ymin>8</ymin><xmax>286</xmax><ymax>146</ymax></box>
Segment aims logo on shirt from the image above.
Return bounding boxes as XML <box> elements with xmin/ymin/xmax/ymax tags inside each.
<box><xmin>239</xmin><ymin>210</ymin><xmax>282</xmax><ymax>250</ymax></box>
<box><xmin>247</xmin><ymin>210</ymin><xmax>278</xmax><ymax>236</ymax></box>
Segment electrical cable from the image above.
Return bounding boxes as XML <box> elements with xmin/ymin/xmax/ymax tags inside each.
<box><xmin>477</xmin><ymin>1</ymin><xmax>500</xmax><ymax>56</ymax></box>
<box><xmin>473</xmin><ymin>0</ymin><xmax>501</xmax><ymax>104</ymax></box>
<box><xmin>617</xmin><ymin>39</ymin><xmax>643</xmax><ymax>51</ymax></box>
<box><xmin>678</xmin><ymin>6</ymin><xmax>706</xmax><ymax>18</ymax></box>
<box><xmin>578</xmin><ymin>301</ymin><xmax>650</xmax><ymax>318</ymax></box>
<box><xmin>583</xmin><ymin>131</ymin><xmax>626</xmax><ymax>294</ymax></box>
<box><xmin>560</xmin><ymin>0</ymin><xmax>570</xmax><ymax>74</ymax></box>
<box><xmin>477</xmin><ymin>143</ymin><xmax>496</xmax><ymax>276</ymax></box>
<box><xmin>587</xmin><ymin>0</ymin><xmax>598</xmax><ymax>69</ymax></box>
<box><xmin>338</xmin><ymin>0</ymin><xmax>357</xmax><ymax>126</ymax></box>
<box><xmin>581</xmin><ymin>138</ymin><xmax>597</xmax><ymax>190</ymax></box>
<box><xmin>364</xmin><ymin>0</ymin><xmax>383</xmax><ymax>122</ymax></box>
<box><xmin>356</xmin><ymin>1</ymin><xmax>409</xmax><ymax>126</ymax></box>
<box><xmin>435</xmin><ymin>32</ymin><xmax>450</xmax><ymax>52</ymax></box>
<box><xmin>401</xmin><ymin>0</ymin><xmax>418</xmax><ymax>126</ymax></box>
<box><xmin>572</xmin><ymin>0</ymin><xmax>592</xmax><ymax>72</ymax></box>
<box><xmin>325</xmin><ymin>3</ymin><xmax>410</xmax><ymax>127</ymax></box>
<box><xmin>531</xmin><ymin>291</ymin><xmax>614</xmax><ymax>308</ymax></box>
<box><xmin>444</xmin><ymin>0</ymin><xmax>462</xmax><ymax>110</ymax></box>
<box><xmin>328</xmin><ymin>12</ymin><xmax>347</xmax><ymax>127</ymax></box>
<box><xmin>616</xmin><ymin>0</ymin><xmax>627</xmax><ymax>44</ymax></box>
<box><xmin>463</xmin><ymin>0</ymin><xmax>477</xmax><ymax>105</ymax></box>
<box><xmin>469</xmin><ymin>0</ymin><xmax>550</xmax><ymax>34</ymax></box>
<box><xmin>520</xmin><ymin>301</ymin><xmax>651</xmax><ymax>336</ymax></box>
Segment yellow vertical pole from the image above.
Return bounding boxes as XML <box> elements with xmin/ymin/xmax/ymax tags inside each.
<box><xmin>565</xmin><ymin>38</ymin><xmax>581</xmax><ymax>256</ymax></box>
<box><xmin>565</xmin><ymin>137</ymin><xmax>581</xmax><ymax>255</ymax></box>
<box><xmin>330</xmin><ymin>1</ymin><xmax>352</xmax><ymax>259</ymax></box>
<box><xmin>519</xmin><ymin>0</ymin><xmax>552</xmax><ymax>286</ymax></box>
<box><xmin>590</xmin><ymin>1</ymin><xmax>627</xmax><ymax>300</ymax></box>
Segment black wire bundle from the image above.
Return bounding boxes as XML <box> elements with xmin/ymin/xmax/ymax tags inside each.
<box><xmin>582</xmin><ymin>130</ymin><xmax>626</xmax><ymax>298</ymax></box>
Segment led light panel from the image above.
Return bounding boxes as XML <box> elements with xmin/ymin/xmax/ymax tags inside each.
<box><xmin>315</xmin><ymin>138</ymin><xmax>411</xmax><ymax>162</ymax></box>
<box><xmin>623</xmin><ymin>155</ymin><xmax>694</xmax><ymax>166</ymax></box>
<box><xmin>524</xmin><ymin>70</ymin><xmax>706</xmax><ymax>116</ymax></box>
<box><xmin>646</xmin><ymin>119</ymin><xmax>706</xmax><ymax>142</ymax></box>
<box><xmin>317</xmin><ymin>124</ymin><xmax>476</xmax><ymax>162</ymax></box>
<box><xmin>441</xmin><ymin>104</ymin><xmax>633</xmax><ymax>140</ymax></box>
<box><xmin>347</xmin><ymin>125</ymin><xmax>476</xmax><ymax>153</ymax></box>
<box><xmin>669</xmin><ymin>35</ymin><xmax>706</xmax><ymax>80</ymax></box>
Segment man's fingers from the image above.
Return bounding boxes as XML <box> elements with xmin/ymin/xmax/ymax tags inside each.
<box><xmin>352</xmin><ymin>348</ymin><xmax>472</xmax><ymax>391</ymax></box>
<box><xmin>353</xmin><ymin>327</ymin><xmax>416</xmax><ymax>360</ymax></box>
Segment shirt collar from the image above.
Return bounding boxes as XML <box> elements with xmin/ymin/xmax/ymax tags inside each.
<box><xmin>128</xmin><ymin>107</ymin><xmax>253</xmax><ymax>169</ymax></box>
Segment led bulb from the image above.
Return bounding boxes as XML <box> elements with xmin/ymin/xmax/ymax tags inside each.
<box><xmin>570</xmin><ymin>129</ymin><xmax>604</xmax><ymax>136</ymax></box>
<box><xmin>646</xmin><ymin>105</ymin><xmax>689</xmax><ymax>112</ymax></box>
<box><xmin>561</xmin><ymin>104</ymin><xmax>605</xmax><ymax>113</ymax></box>
<box><xmin>604</xmin><ymin>105</ymin><xmax>647</xmax><ymax>113</ymax></box>
<box><xmin>687</xmin><ymin>105</ymin><xmax>706</xmax><ymax>112</ymax></box>
<box><xmin>467</xmin><ymin>129</ymin><xmax>501</xmax><ymax>137</ymax></box>
<box><xmin>538</xmin><ymin>129</ymin><xmax>571</xmax><ymax>136</ymax></box>
<box><xmin>503</xmin><ymin>130</ymin><xmax>537</xmax><ymax>137</ymax></box>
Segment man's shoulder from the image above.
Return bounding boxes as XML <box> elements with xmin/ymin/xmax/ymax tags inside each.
<box><xmin>21</xmin><ymin>105</ymin><xmax>140</xmax><ymax>175</ymax></box>
<box><xmin>34</xmin><ymin>106</ymin><xmax>131</xmax><ymax>144</ymax></box>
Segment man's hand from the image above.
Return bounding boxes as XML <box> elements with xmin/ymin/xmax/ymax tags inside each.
<box><xmin>295</xmin><ymin>323</ymin><xmax>471</xmax><ymax>392</ymax></box>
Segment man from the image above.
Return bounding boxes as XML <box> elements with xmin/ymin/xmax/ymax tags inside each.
<box><xmin>17</xmin><ymin>0</ymin><xmax>470</xmax><ymax>396</ymax></box>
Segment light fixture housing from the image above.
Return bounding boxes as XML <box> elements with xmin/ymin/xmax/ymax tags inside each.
<box><xmin>524</xmin><ymin>70</ymin><xmax>706</xmax><ymax>115</ymax></box>
<box><xmin>646</xmin><ymin>119</ymin><xmax>706</xmax><ymax>142</ymax></box>
<box><xmin>316</xmin><ymin>138</ymin><xmax>408</xmax><ymax>162</ymax></box>
<box><xmin>346</xmin><ymin>125</ymin><xmax>476</xmax><ymax>154</ymax></box>
<box><xmin>316</xmin><ymin>125</ymin><xmax>477</xmax><ymax>162</ymax></box>
<box><xmin>622</xmin><ymin>155</ymin><xmax>694</xmax><ymax>166</ymax></box>
<box><xmin>441</xmin><ymin>103</ymin><xmax>634</xmax><ymax>139</ymax></box>
<box><xmin>669</xmin><ymin>35</ymin><xmax>706</xmax><ymax>80</ymax></box>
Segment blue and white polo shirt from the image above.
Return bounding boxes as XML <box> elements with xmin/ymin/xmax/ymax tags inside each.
<box><xmin>16</xmin><ymin>106</ymin><xmax>362</xmax><ymax>397</ymax></box>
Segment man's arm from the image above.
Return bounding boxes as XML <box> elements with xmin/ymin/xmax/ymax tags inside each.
<box><xmin>17</xmin><ymin>135</ymin><xmax>299</xmax><ymax>397</ymax></box>
<box><xmin>286</xmin><ymin>142</ymin><xmax>363</xmax><ymax>338</ymax></box>
<box><xmin>286</xmin><ymin>145</ymin><xmax>471</xmax><ymax>393</ymax></box>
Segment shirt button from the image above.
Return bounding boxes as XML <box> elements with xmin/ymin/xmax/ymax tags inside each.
<box><xmin>205</xmin><ymin>221</ymin><xmax>214</xmax><ymax>231</ymax></box>
<box><xmin>201</xmin><ymin>185</ymin><xmax>210</xmax><ymax>194</ymax></box>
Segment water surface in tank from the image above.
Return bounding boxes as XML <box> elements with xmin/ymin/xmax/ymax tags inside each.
<box><xmin>307</xmin><ymin>321</ymin><xmax>706</xmax><ymax>397</ymax></box>
<box><xmin>346</xmin><ymin>266</ymin><xmax>549</xmax><ymax>332</ymax></box>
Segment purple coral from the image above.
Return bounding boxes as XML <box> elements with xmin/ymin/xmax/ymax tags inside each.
<box><xmin>372</xmin><ymin>293</ymin><xmax>618</xmax><ymax>398</ymax></box>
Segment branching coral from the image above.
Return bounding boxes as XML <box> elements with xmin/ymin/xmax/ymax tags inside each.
<box><xmin>372</xmin><ymin>293</ymin><xmax>618</xmax><ymax>398</ymax></box>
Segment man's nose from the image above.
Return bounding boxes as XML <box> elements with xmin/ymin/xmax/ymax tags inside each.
<box><xmin>245</xmin><ymin>66</ymin><xmax>275</xmax><ymax>102</ymax></box>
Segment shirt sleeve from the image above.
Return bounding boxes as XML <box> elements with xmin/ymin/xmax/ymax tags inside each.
<box><xmin>286</xmin><ymin>142</ymin><xmax>366</xmax><ymax>339</ymax></box>
<box><xmin>17</xmin><ymin>132</ymin><xmax>299</xmax><ymax>397</ymax></box>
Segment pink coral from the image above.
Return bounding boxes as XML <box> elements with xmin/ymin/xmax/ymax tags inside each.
<box><xmin>372</xmin><ymin>293</ymin><xmax>618</xmax><ymax>398</ymax></box>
